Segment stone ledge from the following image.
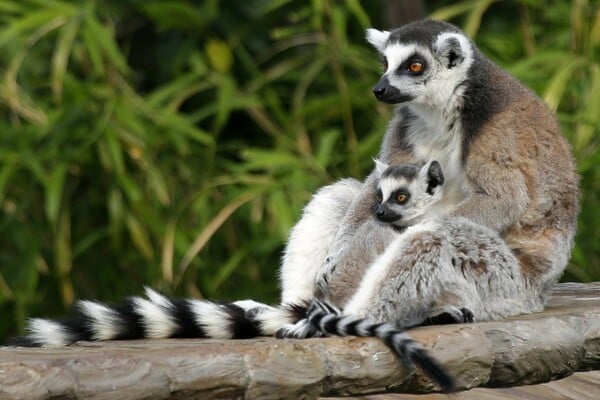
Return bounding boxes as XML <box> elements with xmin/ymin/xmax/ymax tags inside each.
<box><xmin>0</xmin><ymin>282</ymin><xmax>598</xmax><ymax>400</ymax></box>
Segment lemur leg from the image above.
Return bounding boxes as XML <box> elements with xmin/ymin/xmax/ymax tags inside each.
<box><xmin>259</xmin><ymin>179</ymin><xmax>361</xmax><ymax>337</ymax></box>
<box><xmin>234</xmin><ymin>179</ymin><xmax>362</xmax><ymax>337</ymax></box>
<box><xmin>279</xmin><ymin>178</ymin><xmax>362</xmax><ymax>307</ymax></box>
<box><xmin>342</xmin><ymin>218</ymin><xmax>535</xmax><ymax>327</ymax></box>
<box><xmin>509</xmin><ymin>229</ymin><xmax>573</xmax><ymax>310</ymax></box>
<box><xmin>342</xmin><ymin>222</ymin><xmax>479</xmax><ymax>328</ymax></box>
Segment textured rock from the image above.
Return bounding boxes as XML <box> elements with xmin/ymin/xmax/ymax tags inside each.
<box><xmin>0</xmin><ymin>282</ymin><xmax>598</xmax><ymax>400</ymax></box>
<box><xmin>322</xmin><ymin>370</ymin><xmax>600</xmax><ymax>399</ymax></box>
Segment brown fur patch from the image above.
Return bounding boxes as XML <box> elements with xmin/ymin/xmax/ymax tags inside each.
<box><xmin>471</xmin><ymin>261</ymin><xmax>488</xmax><ymax>276</ymax></box>
<box><xmin>404</xmin><ymin>233</ymin><xmax>443</xmax><ymax>258</ymax></box>
<box><xmin>433</xmin><ymin>291</ymin><xmax>462</xmax><ymax>307</ymax></box>
<box><xmin>518</xmin><ymin>252</ymin><xmax>547</xmax><ymax>281</ymax></box>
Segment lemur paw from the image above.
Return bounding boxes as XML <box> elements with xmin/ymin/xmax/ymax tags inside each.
<box><xmin>424</xmin><ymin>305</ymin><xmax>475</xmax><ymax>326</ymax></box>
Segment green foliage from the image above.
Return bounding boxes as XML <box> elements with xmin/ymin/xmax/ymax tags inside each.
<box><xmin>0</xmin><ymin>0</ymin><xmax>598</xmax><ymax>342</ymax></box>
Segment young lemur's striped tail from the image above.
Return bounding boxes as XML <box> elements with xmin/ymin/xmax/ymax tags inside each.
<box><xmin>306</xmin><ymin>300</ymin><xmax>456</xmax><ymax>393</ymax></box>
<box><xmin>11</xmin><ymin>288</ymin><xmax>307</xmax><ymax>347</ymax></box>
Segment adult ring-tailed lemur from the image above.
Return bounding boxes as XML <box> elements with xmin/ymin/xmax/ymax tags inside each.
<box><xmin>11</xmin><ymin>19</ymin><xmax>579</xmax><ymax>392</ymax></box>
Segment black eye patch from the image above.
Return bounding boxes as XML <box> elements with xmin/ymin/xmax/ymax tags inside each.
<box><xmin>397</xmin><ymin>53</ymin><xmax>427</xmax><ymax>76</ymax></box>
<box><xmin>390</xmin><ymin>189</ymin><xmax>411</xmax><ymax>204</ymax></box>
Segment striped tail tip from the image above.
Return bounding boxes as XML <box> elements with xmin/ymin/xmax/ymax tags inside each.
<box><xmin>408</xmin><ymin>347</ymin><xmax>456</xmax><ymax>393</ymax></box>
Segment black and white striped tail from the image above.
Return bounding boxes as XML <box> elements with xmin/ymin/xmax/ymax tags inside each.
<box><xmin>12</xmin><ymin>288</ymin><xmax>307</xmax><ymax>347</ymax></box>
<box><xmin>306</xmin><ymin>300</ymin><xmax>456</xmax><ymax>393</ymax></box>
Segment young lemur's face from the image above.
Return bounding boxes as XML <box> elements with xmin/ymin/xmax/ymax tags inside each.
<box><xmin>373</xmin><ymin>159</ymin><xmax>445</xmax><ymax>228</ymax></box>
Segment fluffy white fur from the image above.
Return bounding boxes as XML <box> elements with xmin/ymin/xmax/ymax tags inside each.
<box><xmin>280</xmin><ymin>178</ymin><xmax>362</xmax><ymax>304</ymax></box>
<box><xmin>77</xmin><ymin>300</ymin><xmax>122</xmax><ymax>341</ymax></box>
<box><xmin>26</xmin><ymin>319</ymin><xmax>72</xmax><ymax>347</ymax></box>
<box><xmin>187</xmin><ymin>300</ymin><xmax>234</xmax><ymax>339</ymax></box>
<box><xmin>344</xmin><ymin>221</ymin><xmax>439</xmax><ymax>316</ymax></box>
<box><xmin>132</xmin><ymin>296</ymin><xmax>176</xmax><ymax>339</ymax></box>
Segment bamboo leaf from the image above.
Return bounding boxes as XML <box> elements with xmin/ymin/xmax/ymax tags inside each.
<box><xmin>176</xmin><ymin>191</ymin><xmax>260</xmax><ymax>287</ymax></box>
<box><xmin>125</xmin><ymin>213</ymin><xmax>154</xmax><ymax>261</ymax></box>
<box><xmin>51</xmin><ymin>13</ymin><xmax>79</xmax><ymax>102</ymax></box>
<box><xmin>45</xmin><ymin>163</ymin><xmax>67</xmax><ymax>228</ymax></box>
<box><xmin>161</xmin><ymin>219</ymin><xmax>176</xmax><ymax>284</ymax></box>
<box><xmin>542</xmin><ymin>56</ymin><xmax>588</xmax><ymax>111</ymax></box>
<box><xmin>81</xmin><ymin>4</ymin><xmax>129</xmax><ymax>74</ymax></box>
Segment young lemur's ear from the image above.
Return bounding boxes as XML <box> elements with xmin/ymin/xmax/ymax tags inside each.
<box><xmin>366</xmin><ymin>28</ymin><xmax>390</xmax><ymax>53</ymax></box>
<box><xmin>373</xmin><ymin>158</ymin><xmax>389</xmax><ymax>177</ymax></box>
<box><xmin>421</xmin><ymin>160</ymin><xmax>444</xmax><ymax>195</ymax></box>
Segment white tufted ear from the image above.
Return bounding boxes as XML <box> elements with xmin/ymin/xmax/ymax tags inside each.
<box><xmin>418</xmin><ymin>160</ymin><xmax>445</xmax><ymax>195</ymax></box>
<box><xmin>373</xmin><ymin>158</ymin><xmax>389</xmax><ymax>177</ymax></box>
<box><xmin>366</xmin><ymin>28</ymin><xmax>390</xmax><ymax>53</ymax></box>
<box><xmin>435</xmin><ymin>32</ymin><xmax>471</xmax><ymax>68</ymax></box>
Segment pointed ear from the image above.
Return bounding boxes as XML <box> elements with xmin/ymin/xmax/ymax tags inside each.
<box><xmin>373</xmin><ymin>158</ymin><xmax>389</xmax><ymax>177</ymax></box>
<box><xmin>366</xmin><ymin>28</ymin><xmax>390</xmax><ymax>53</ymax></box>
<box><xmin>435</xmin><ymin>33</ymin><xmax>467</xmax><ymax>68</ymax></box>
<box><xmin>420</xmin><ymin>160</ymin><xmax>444</xmax><ymax>195</ymax></box>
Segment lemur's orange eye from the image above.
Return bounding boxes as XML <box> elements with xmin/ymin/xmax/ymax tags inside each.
<box><xmin>382</xmin><ymin>57</ymin><xmax>388</xmax><ymax>71</ymax></box>
<box><xmin>396</xmin><ymin>194</ymin><xmax>408</xmax><ymax>203</ymax></box>
<box><xmin>408</xmin><ymin>62</ymin><xmax>423</xmax><ymax>73</ymax></box>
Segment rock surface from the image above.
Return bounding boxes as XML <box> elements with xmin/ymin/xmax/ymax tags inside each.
<box><xmin>0</xmin><ymin>282</ymin><xmax>598</xmax><ymax>400</ymax></box>
<box><xmin>321</xmin><ymin>370</ymin><xmax>600</xmax><ymax>399</ymax></box>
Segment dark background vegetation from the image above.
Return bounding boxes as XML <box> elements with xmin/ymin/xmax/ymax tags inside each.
<box><xmin>0</xmin><ymin>0</ymin><xmax>598</xmax><ymax>342</ymax></box>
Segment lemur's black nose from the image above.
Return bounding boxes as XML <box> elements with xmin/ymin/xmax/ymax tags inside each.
<box><xmin>372</xmin><ymin>85</ymin><xmax>387</xmax><ymax>99</ymax></box>
<box><xmin>372</xmin><ymin>76</ymin><xmax>412</xmax><ymax>104</ymax></box>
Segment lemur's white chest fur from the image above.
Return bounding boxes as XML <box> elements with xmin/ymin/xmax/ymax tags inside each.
<box><xmin>404</xmin><ymin>104</ymin><xmax>469</xmax><ymax>213</ymax></box>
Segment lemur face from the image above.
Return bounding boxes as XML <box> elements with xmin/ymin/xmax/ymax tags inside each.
<box><xmin>366</xmin><ymin>20</ymin><xmax>473</xmax><ymax>106</ymax></box>
<box><xmin>373</xmin><ymin>159</ymin><xmax>445</xmax><ymax>228</ymax></box>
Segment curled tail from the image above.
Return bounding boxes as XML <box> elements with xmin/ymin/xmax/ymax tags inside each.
<box><xmin>306</xmin><ymin>300</ymin><xmax>456</xmax><ymax>393</ymax></box>
<box><xmin>13</xmin><ymin>288</ymin><xmax>307</xmax><ymax>347</ymax></box>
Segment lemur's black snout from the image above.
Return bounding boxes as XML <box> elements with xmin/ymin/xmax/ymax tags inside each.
<box><xmin>376</xmin><ymin>205</ymin><xmax>400</xmax><ymax>223</ymax></box>
<box><xmin>372</xmin><ymin>84</ymin><xmax>387</xmax><ymax>99</ymax></box>
<box><xmin>372</xmin><ymin>76</ymin><xmax>414</xmax><ymax>104</ymax></box>
<box><xmin>372</xmin><ymin>79</ymin><xmax>389</xmax><ymax>100</ymax></box>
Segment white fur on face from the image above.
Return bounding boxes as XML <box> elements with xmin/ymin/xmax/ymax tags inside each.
<box><xmin>378</xmin><ymin>32</ymin><xmax>474</xmax><ymax>110</ymax></box>
<box><xmin>382</xmin><ymin>43</ymin><xmax>422</xmax><ymax>76</ymax></box>
<box><xmin>378</xmin><ymin>176</ymin><xmax>408</xmax><ymax>204</ymax></box>
<box><xmin>378</xmin><ymin>176</ymin><xmax>436</xmax><ymax>225</ymax></box>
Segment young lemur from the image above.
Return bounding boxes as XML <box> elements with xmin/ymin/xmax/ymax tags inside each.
<box><xmin>12</xmin><ymin>19</ymin><xmax>579</xmax><ymax>393</ymax></box>
<box><xmin>279</xmin><ymin>159</ymin><xmax>531</xmax><ymax>340</ymax></box>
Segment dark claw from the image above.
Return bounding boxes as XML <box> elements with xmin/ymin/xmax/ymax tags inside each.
<box><xmin>460</xmin><ymin>307</ymin><xmax>474</xmax><ymax>323</ymax></box>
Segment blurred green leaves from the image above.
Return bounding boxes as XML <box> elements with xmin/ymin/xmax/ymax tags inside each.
<box><xmin>0</xmin><ymin>0</ymin><xmax>598</xmax><ymax>342</ymax></box>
